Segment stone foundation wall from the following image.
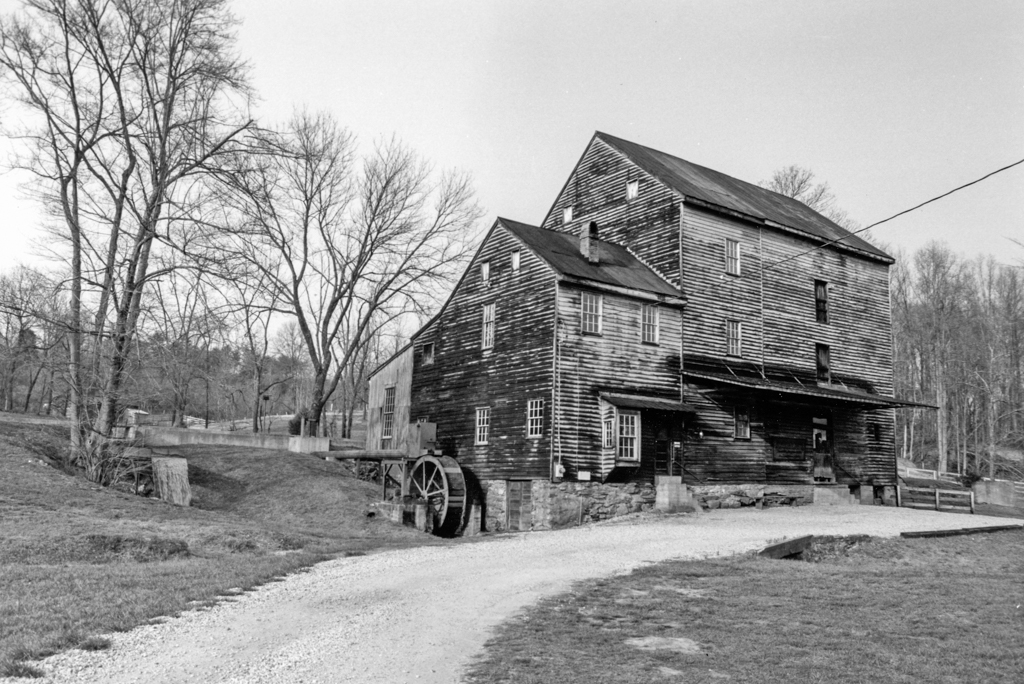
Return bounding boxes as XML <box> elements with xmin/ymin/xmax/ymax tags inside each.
<box><xmin>688</xmin><ymin>484</ymin><xmax>816</xmax><ymax>509</ymax></box>
<box><xmin>480</xmin><ymin>479</ymin><xmax>657</xmax><ymax>532</ymax></box>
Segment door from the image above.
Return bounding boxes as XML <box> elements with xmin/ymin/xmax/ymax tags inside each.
<box><xmin>812</xmin><ymin>416</ymin><xmax>835</xmax><ymax>482</ymax></box>
<box><xmin>506</xmin><ymin>480</ymin><xmax>533</xmax><ymax>531</ymax></box>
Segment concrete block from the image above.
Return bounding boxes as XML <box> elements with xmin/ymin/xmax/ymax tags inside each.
<box><xmin>974</xmin><ymin>480</ymin><xmax>1016</xmax><ymax>507</ymax></box>
<box><xmin>813</xmin><ymin>485</ymin><xmax>858</xmax><ymax>506</ymax></box>
<box><xmin>655</xmin><ymin>475</ymin><xmax>690</xmax><ymax>512</ymax></box>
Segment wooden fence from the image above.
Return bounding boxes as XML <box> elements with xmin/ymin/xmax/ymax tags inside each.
<box><xmin>899</xmin><ymin>465</ymin><xmax>961</xmax><ymax>483</ymax></box>
<box><xmin>897</xmin><ymin>486</ymin><xmax>975</xmax><ymax>514</ymax></box>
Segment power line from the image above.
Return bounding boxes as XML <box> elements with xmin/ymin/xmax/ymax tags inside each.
<box><xmin>765</xmin><ymin>156</ymin><xmax>1024</xmax><ymax>271</ymax></box>
<box><xmin>683</xmin><ymin>155</ymin><xmax>1024</xmax><ymax>302</ymax></box>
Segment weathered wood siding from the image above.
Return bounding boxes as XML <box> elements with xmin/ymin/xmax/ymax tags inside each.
<box><xmin>675</xmin><ymin>202</ymin><xmax>896</xmax><ymax>485</ymax></box>
<box><xmin>409</xmin><ymin>224</ymin><xmax>557</xmax><ymax>481</ymax></box>
<box><xmin>760</xmin><ymin>227</ymin><xmax>894</xmax><ymax>394</ymax></box>
<box><xmin>540</xmin><ymin>138</ymin><xmax>681</xmax><ymax>284</ymax></box>
<box><xmin>366</xmin><ymin>345</ymin><xmax>413</xmax><ymax>453</ymax></box>
<box><xmin>554</xmin><ymin>283</ymin><xmax>684</xmax><ymax>480</ymax></box>
<box><xmin>679</xmin><ymin>204</ymin><xmax>764</xmax><ymax>366</ymax></box>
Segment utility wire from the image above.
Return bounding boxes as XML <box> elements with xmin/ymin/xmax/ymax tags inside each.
<box><xmin>765</xmin><ymin>156</ymin><xmax>1024</xmax><ymax>271</ymax></box>
<box><xmin>683</xmin><ymin>155</ymin><xmax>1024</xmax><ymax>302</ymax></box>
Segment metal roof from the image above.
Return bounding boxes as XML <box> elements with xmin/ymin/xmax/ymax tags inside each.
<box><xmin>595</xmin><ymin>132</ymin><xmax>892</xmax><ymax>263</ymax></box>
<box><xmin>683</xmin><ymin>369</ymin><xmax>935</xmax><ymax>409</ymax></box>
<box><xmin>500</xmin><ymin>219</ymin><xmax>682</xmax><ymax>299</ymax></box>
<box><xmin>600</xmin><ymin>392</ymin><xmax>696</xmax><ymax>413</ymax></box>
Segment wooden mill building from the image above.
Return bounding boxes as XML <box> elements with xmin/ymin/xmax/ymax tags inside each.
<box><xmin>367</xmin><ymin>132</ymin><xmax>926</xmax><ymax>531</ymax></box>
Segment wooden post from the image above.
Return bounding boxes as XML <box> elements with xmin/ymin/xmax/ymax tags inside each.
<box><xmin>414</xmin><ymin>501</ymin><xmax>429</xmax><ymax>532</ymax></box>
<box><xmin>935</xmin><ymin>489</ymin><xmax>940</xmax><ymax>511</ymax></box>
<box><xmin>152</xmin><ymin>457</ymin><xmax>192</xmax><ymax>507</ymax></box>
<box><xmin>970</xmin><ymin>491</ymin><xmax>975</xmax><ymax>514</ymax></box>
<box><xmin>896</xmin><ymin>486</ymin><xmax>902</xmax><ymax>508</ymax></box>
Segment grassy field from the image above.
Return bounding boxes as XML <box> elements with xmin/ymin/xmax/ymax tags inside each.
<box><xmin>466</xmin><ymin>531</ymin><xmax>1024</xmax><ymax>684</ymax></box>
<box><xmin>0</xmin><ymin>413</ymin><xmax>437</xmax><ymax>678</ymax></box>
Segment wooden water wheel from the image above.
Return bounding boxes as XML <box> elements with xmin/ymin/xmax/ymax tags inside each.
<box><xmin>408</xmin><ymin>454</ymin><xmax>466</xmax><ymax>536</ymax></box>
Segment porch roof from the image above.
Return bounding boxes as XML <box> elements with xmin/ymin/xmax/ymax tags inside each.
<box><xmin>683</xmin><ymin>369</ymin><xmax>936</xmax><ymax>409</ymax></box>
<box><xmin>600</xmin><ymin>392</ymin><xmax>697</xmax><ymax>413</ymax></box>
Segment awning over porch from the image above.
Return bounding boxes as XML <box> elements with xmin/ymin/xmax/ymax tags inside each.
<box><xmin>683</xmin><ymin>369</ymin><xmax>936</xmax><ymax>409</ymax></box>
<box><xmin>599</xmin><ymin>392</ymin><xmax>696</xmax><ymax>413</ymax></box>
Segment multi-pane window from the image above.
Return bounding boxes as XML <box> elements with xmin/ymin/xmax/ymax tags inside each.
<box><xmin>641</xmin><ymin>304</ymin><xmax>659</xmax><ymax>344</ymax></box>
<box><xmin>626</xmin><ymin>179</ymin><xmax>639</xmax><ymax>200</ymax></box>
<box><xmin>816</xmin><ymin>343</ymin><xmax>831</xmax><ymax>383</ymax></box>
<box><xmin>563</xmin><ymin>206</ymin><xmax>573</xmax><ymax>223</ymax></box>
<box><xmin>526</xmin><ymin>399</ymin><xmax>544</xmax><ymax>438</ymax></box>
<box><xmin>726</xmin><ymin>320</ymin><xmax>742</xmax><ymax>357</ymax></box>
<box><xmin>421</xmin><ymin>342</ymin><xmax>434</xmax><ymax>365</ymax></box>
<box><xmin>815</xmin><ymin>280</ymin><xmax>829</xmax><ymax>323</ymax></box>
<box><xmin>734</xmin><ymin>406</ymin><xmax>750</xmax><ymax>439</ymax></box>
<box><xmin>603</xmin><ymin>418</ymin><xmax>614</xmax><ymax>448</ymax></box>
<box><xmin>581</xmin><ymin>292</ymin><xmax>602</xmax><ymax>334</ymax></box>
<box><xmin>475</xmin><ymin>407</ymin><xmax>490</xmax><ymax>445</ymax></box>
<box><xmin>725</xmin><ymin>238</ymin><xmax>741</xmax><ymax>276</ymax></box>
<box><xmin>511</xmin><ymin>250</ymin><xmax>521</xmax><ymax>274</ymax></box>
<box><xmin>482</xmin><ymin>303</ymin><xmax>495</xmax><ymax>349</ymax></box>
<box><xmin>617</xmin><ymin>412</ymin><xmax>640</xmax><ymax>461</ymax></box>
<box><xmin>481</xmin><ymin>260</ymin><xmax>490</xmax><ymax>283</ymax></box>
<box><xmin>381</xmin><ymin>386</ymin><xmax>396</xmax><ymax>447</ymax></box>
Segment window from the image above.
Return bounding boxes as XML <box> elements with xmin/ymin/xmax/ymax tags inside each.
<box><xmin>641</xmin><ymin>304</ymin><xmax>659</xmax><ymax>344</ymax></box>
<box><xmin>581</xmin><ymin>292</ymin><xmax>602</xmax><ymax>334</ymax></box>
<box><xmin>381</xmin><ymin>386</ymin><xmax>396</xmax><ymax>447</ymax></box>
<box><xmin>527</xmin><ymin>399</ymin><xmax>544</xmax><ymax>438</ymax></box>
<box><xmin>511</xmin><ymin>250</ymin><xmax>521</xmax><ymax>274</ymax></box>
<box><xmin>725</xmin><ymin>238</ymin><xmax>741</xmax><ymax>276</ymax></box>
<box><xmin>603</xmin><ymin>418</ymin><xmax>614</xmax><ymax>448</ymax></box>
<box><xmin>815</xmin><ymin>280</ymin><xmax>829</xmax><ymax>323</ymax></box>
<box><xmin>421</xmin><ymin>342</ymin><xmax>434</xmax><ymax>365</ymax></box>
<box><xmin>617</xmin><ymin>412</ymin><xmax>640</xmax><ymax>461</ymax></box>
<box><xmin>727</xmin><ymin>320</ymin><xmax>742</xmax><ymax>357</ymax></box>
<box><xmin>481</xmin><ymin>260</ymin><xmax>490</xmax><ymax>283</ymax></box>
<box><xmin>563</xmin><ymin>206</ymin><xmax>573</xmax><ymax>223</ymax></box>
<box><xmin>816</xmin><ymin>343</ymin><xmax>831</xmax><ymax>383</ymax></box>
<box><xmin>734</xmin><ymin>406</ymin><xmax>750</xmax><ymax>439</ymax></box>
<box><xmin>626</xmin><ymin>179</ymin><xmax>639</xmax><ymax>201</ymax></box>
<box><xmin>475</xmin><ymin>407</ymin><xmax>490</xmax><ymax>445</ymax></box>
<box><xmin>482</xmin><ymin>303</ymin><xmax>495</xmax><ymax>349</ymax></box>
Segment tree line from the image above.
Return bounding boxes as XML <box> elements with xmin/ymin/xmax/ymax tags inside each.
<box><xmin>0</xmin><ymin>0</ymin><xmax>480</xmax><ymax>483</ymax></box>
<box><xmin>0</xmin><ymin>1</ymin><xmax>1018</xmax><ymax>487</ymax></box>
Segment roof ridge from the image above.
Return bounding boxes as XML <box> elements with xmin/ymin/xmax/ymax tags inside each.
<box><xmin>592</xmin><ymin>131</ymin><xmax>891</xmax><ymax>262</ymax></box>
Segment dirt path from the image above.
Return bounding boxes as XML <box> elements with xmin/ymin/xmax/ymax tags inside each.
<box><xmin>19</xmin><ymin>507</ymin><xmax>1019</xmax><ymax>684</ymax></box>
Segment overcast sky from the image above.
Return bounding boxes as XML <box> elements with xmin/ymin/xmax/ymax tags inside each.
<box><xmin>1</xmin><ymin>0</ymin><xmax>1021</xmax><ymax>271</ymax></box>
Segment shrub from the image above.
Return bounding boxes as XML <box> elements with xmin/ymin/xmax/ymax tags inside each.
<box><xmin>288</xmin><ymin>408</ymin><xmax>311</xmax><ymax>436</ymax></box>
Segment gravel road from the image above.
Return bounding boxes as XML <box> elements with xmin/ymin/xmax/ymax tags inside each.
<box><xmin>13</xmin><ymin>506</ymin><xmax>1019</xmax><ymax>684</ymax></box>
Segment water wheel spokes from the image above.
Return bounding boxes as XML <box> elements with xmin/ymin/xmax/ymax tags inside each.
<box><xmin>408</xmin><ymin>455</ymin><xmax>467</xmax><ymax>536</ymax></box>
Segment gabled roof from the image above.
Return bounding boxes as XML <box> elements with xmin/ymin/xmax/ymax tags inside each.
<box><xmin>593</xmin><ymin>132</ymin><xmax>892</xmax><ymax>262</ymax></box>
<box><xmin>500</xmin><ymin>218</ymin><xmax>682</xmax><ymax>299</ymax></box>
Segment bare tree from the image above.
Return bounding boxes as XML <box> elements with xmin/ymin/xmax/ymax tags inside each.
<box><xmin>0</xmin><ymin>0</ymin><xmax>253</xmax><ymax>476</ymax></box>
<box><xmin>762</xmin><ymin>164</ymin><xmax>859</xmax><ymax>232</ymax></box>
<box><xmin>219</xmin><ymin>111</ymin><xmax>480</xmax><ymax>434</ymax></box>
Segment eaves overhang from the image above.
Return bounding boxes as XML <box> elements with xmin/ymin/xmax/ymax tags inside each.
<box><xmin>683</xmin><ymin>369</ymin><xmax>936</xmax><ymax>409</ymax></box>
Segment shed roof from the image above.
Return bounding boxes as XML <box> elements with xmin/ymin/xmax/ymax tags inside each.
<box><xmin>500</xmin><ymin>218</ymin><xmax>682</xmax><ymax>299</ymax></box>
<box><xmin>594</xmin><ymin>132</ymin><xmax>892</xmax><ymax>262</ymax></box>
<box><xmin>683</xmin><ymin>369</ymin><xmax>935</xmax><ymax>409</ymax></box>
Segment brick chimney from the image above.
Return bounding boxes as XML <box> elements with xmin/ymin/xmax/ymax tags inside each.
<box><xmin>580</xmin><ymin>221</ymin><xmax>599</xmax><ymax>264</ymax></box>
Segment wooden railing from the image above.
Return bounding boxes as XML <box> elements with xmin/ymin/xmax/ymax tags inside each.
<box><xmin>899</xmin><ymin>465</ymin><xmax>961</xmax><ymax>483</ymax></box>
<box><xmin>898</xmin><ymin>486</ymin><xmax>975</xmax><ymax>514</ymax></box>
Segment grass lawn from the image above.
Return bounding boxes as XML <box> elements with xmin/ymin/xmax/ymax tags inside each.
<box><xmin>466</xmin><ymin>531</ymin><xmax>1024</xmax><ymax>684</ymax></box>
<box><xmin>0</xmin><ymin>413</ymin><xmax>438</xmax><ymax>678</ymax></box>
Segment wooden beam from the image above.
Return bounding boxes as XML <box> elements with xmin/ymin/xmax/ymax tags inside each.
<box><xmin>758</xmin><ymin>535</ymin><xmax>815</xmax><ymax>559</ymax></box>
